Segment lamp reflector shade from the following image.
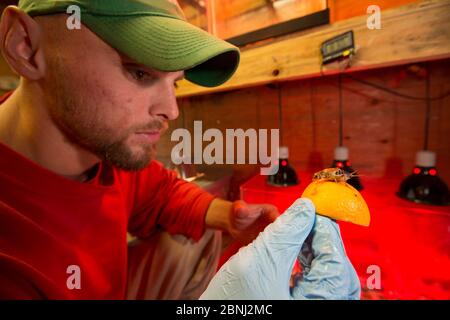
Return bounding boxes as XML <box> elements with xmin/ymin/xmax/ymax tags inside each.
<box><xmin>397</xmin><ymin>151</ymin><xmax>450</xmax><ymax>206</ymax></box>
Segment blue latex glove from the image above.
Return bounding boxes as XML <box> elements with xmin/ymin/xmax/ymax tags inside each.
<box><xmin>200</xmin><ymin>198</ymin><xmax>361</xmax><ymax>300</ymax></box>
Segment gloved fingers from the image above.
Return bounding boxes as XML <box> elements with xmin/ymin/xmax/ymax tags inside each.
<box><xmin>297</xmin><ymin>232</ymin><xmax>313</xmax><ymax>275</ymax></box>
<box><xmin>250</xmin><ymin>198</ymin><xmax>315</xmax><ymax>289</ymax></box>
<box><xmin>199</xmin><ymin>267</ymin><xmax>247</xmax><ymax>300</ymax></box>
<box><xmin>345</xmin><ymin>255</ymin><xmax>362</xmax><ymax>300</ymax></box>
<box><xmin>201</xmin><ymin>198</ymin><xmax>316</xmax><ymax>300</ymax></box>
<box><xmin>293</xmin><ymin>216</ymin><xmax>358</xmax><ymax>299</ymax></box>
<box><xmin>297</xmin><ymin>215</ymin><xmax>347</xmax><ymax>272</ymax></box>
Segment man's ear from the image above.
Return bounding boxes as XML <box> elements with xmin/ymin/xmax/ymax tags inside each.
<box><xmin>0</xmin><ymin>6</ymin><xmax>46</xmax><ymax>80</ymax></box>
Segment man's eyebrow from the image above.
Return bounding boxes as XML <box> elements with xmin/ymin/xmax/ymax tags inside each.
<box><xmin>122</xmin><ymin>59</ymin><xmax>153</xmax><ymax>71</ymax></box>
<box><xmin>120</xmin><ymin>54</ymin><xmax>185</xmax><ymax>81</ymax></box>
<box><xmin>120</xmin><ymin>54</ymin><xmax>152</xmax><ymax>69</ymax></box>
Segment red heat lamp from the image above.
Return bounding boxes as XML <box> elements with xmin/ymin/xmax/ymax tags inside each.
<box><xmin>397</xmin><ymin>68</ymin><xmax>450</xmax><ymax>206</ymax></box>
<box><xmin>397</xmin><ymin>150</ymin><xmax>450</xmax><ymax>206</ymax></box>
<box><xmin>267</xmin><ymin>146</ymin><xmax>299</xmax><ymax>187</ymax></box>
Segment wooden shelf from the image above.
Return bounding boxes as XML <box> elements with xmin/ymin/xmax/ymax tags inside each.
<box><xmin>176</xmin><ymin>0</ymin><xmax>450</xmax><ymax>98</ymax></box>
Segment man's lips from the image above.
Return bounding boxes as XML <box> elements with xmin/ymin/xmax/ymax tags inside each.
<box><xmin>134</xmin><ymin>131</ymin><xmax>161</xmax><ymax>144</ymax></box>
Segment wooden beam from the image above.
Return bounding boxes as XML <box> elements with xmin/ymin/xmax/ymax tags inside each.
<box><xmin>176</xmin><ymin>0</ymin><xmax>450</xmax><ymax>98</ymax></box>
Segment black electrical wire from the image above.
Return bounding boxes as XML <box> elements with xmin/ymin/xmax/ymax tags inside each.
<box><xmin>424</xmin><ymin>67</ymin><xmax>431</xmax><ymax>150</ymax></box>
<box><xmin>277</xmin><ymin>82</ymin><xmax>283</xmax><ymax>146</ymax></box>
<box><xmin>338</xmin><ymin>63</ymin><xmax>437</xmax><ymax>151</ymax></box>
<box><xmin>320</xmin><ymin>58</ymin><xmax>447</xmax><ymax>153</ymax></box>
<box><xmin>343</xmin><ymin>72</ymin><xmax>450</xmax><ymax>101</ymax></box>
<box><xmin>338</xmin><ymin>73</ymin><xmax>344</xmax><ymax>146</ymax></box>
<box><xmin>320</xmin><ymin>58</ymin><xmax>450</xmax><ymax>101</ymax></box>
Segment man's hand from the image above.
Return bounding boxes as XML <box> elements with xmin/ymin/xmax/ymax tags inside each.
<box><xmin>201</xmin><ymin>198</ymin><xmax>361</xmax><ymax>300</ymax></box>
<box><xmin>228</xmin><ymin>200</ymin><xmax>279</xmax><ymax>245</ymax></box>
<box><xmin>205</xmin><ymin>199</ymin><xmax>278</xmax><ymax>245</ymax></box>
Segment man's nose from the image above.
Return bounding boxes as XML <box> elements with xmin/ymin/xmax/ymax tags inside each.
<box><xmin>151</xmin><ymin>81</ymin><xmax>180</xmax><ymax>121</ymax></box>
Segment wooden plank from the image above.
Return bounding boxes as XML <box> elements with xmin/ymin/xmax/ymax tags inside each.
<box><xmin>176</xmin><ymin>0</ymin><xmax>450</xmax><ymax>97</ymax></box>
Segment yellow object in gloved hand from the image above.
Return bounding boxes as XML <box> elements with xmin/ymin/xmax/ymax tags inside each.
<box><xmin>301</xmin><ymin>168</ymin><xmax>371</xmax><ymax>227</ymax></box>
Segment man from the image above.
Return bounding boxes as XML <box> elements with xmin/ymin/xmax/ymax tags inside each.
<box><xmin>0</xmin><ymin>0</ymin><xmax>360</xmax><ymax>300</ymax></box>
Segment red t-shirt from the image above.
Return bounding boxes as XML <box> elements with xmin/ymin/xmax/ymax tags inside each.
<box><xmin>0</xmin><ymin>93</ymin><xmax>215</xmax><ymax>299</ymax></box>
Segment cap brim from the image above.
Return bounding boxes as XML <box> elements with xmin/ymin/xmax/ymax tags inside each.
<box><xmin>81</xmin><ymin>14</ymin><xmax>240</xmax><ymax>87</ymax></box>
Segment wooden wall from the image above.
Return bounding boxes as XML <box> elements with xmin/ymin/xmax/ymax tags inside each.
<box><xmin>158</xmin><ymin>59</ymin><xmax>450</xmax><ymax>200</ymax></box>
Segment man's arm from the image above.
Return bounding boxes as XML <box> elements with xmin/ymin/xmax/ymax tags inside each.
<box><xmin>126</xmin><ymin>161</ymin><xmax>215</xmax><ymax>241</ymax></box>
<box><xmin>204</xmin><ymin>198</ymin><xmax>232</xmax><ymax>231</ymax></box>
<box><xmin>126</xmin><ymin>161</ymin><xmax>278</xmax><ymax>244</ymax></box>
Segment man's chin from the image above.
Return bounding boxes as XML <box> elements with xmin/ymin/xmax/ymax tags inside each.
<box><xmin>102</xmin><ymin>143</ymin><xmax>157</xmax><ymax>171</ymax></box>
<box><xmin>105</xmin><ymin>155</ymin><xmax>153</xmax><ymax>171</ymax></box>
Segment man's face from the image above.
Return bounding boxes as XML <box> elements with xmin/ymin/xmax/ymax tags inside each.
<box><xmin>38</xmin><ymin>15</ymin><xmax>182</xmax><ymax>171</ymax></box>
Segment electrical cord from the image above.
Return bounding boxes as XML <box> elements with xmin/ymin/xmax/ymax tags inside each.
<box><xmin>320</xmin><ymin>56</ymin><xmax>450</xmax><ymax>101</ymax></box>
<box><xmin>277</xmin><ymin>82</ymin><xmax>284</xmax><ymax>146</ymax></box>
<box><xmin>424</xmin><ymin>68</ymin><xmax>431</xmax><ymax>150</ymax></box>
<box><xmin>323</xmin><ymin>57</ymin><xmax>442</xmax><ymax>152</ymax></box>
<box><xmin>338</xmin><ymin>73</ymin><xmax>343</xmax><ymax>146</ymax></box>
<box><xmin>344</xmin><ymin>73</ymin><xmax>450</xmax><ymax>101</ymax></box>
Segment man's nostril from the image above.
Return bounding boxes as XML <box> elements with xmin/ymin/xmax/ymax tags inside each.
<box><xmin>157</xmin><ymin>114</ymin><xmax>169</xmax><ymax>121</ymax></box>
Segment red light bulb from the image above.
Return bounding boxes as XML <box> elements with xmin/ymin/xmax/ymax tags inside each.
<box><xmin>346</xmin><ymin>161</ymin><xmax>351</xmax><ymax>166</ymax></box>
<box><xmin>413</xmin><ymin>167</ymin><xmax>421</xmax><ymax>175</ymax></box>
<box><xmin>429</xmin><ymin>169</ymin><xmax>437</xmax><ymax>176</ymax></box>
<box><xmin>337</xmin><ymin>162</ymin><xmax>343</xmax><ymax>168</ymax></box>
<box><xmin>281</xmin><ymin>160</ymin><xmax>287</xmax><ymax>167</ymax></box>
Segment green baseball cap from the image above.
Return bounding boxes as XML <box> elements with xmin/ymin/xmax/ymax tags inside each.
<box><xmin>18</xmin><ymin>0</ymin><xmax>240</xmax><ymax>87</ymax></box>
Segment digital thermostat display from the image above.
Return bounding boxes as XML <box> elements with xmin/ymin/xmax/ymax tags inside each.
<box><xmin>321</xmin><ymin>30</ymin><xmax>355</xmax><ymax>64</ymax></box>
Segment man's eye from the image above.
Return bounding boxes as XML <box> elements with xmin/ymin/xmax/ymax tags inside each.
<box><xmin>129</xmin><ymin>68</ymin><xmax>153</xmax><ymax>82</ymax></box>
